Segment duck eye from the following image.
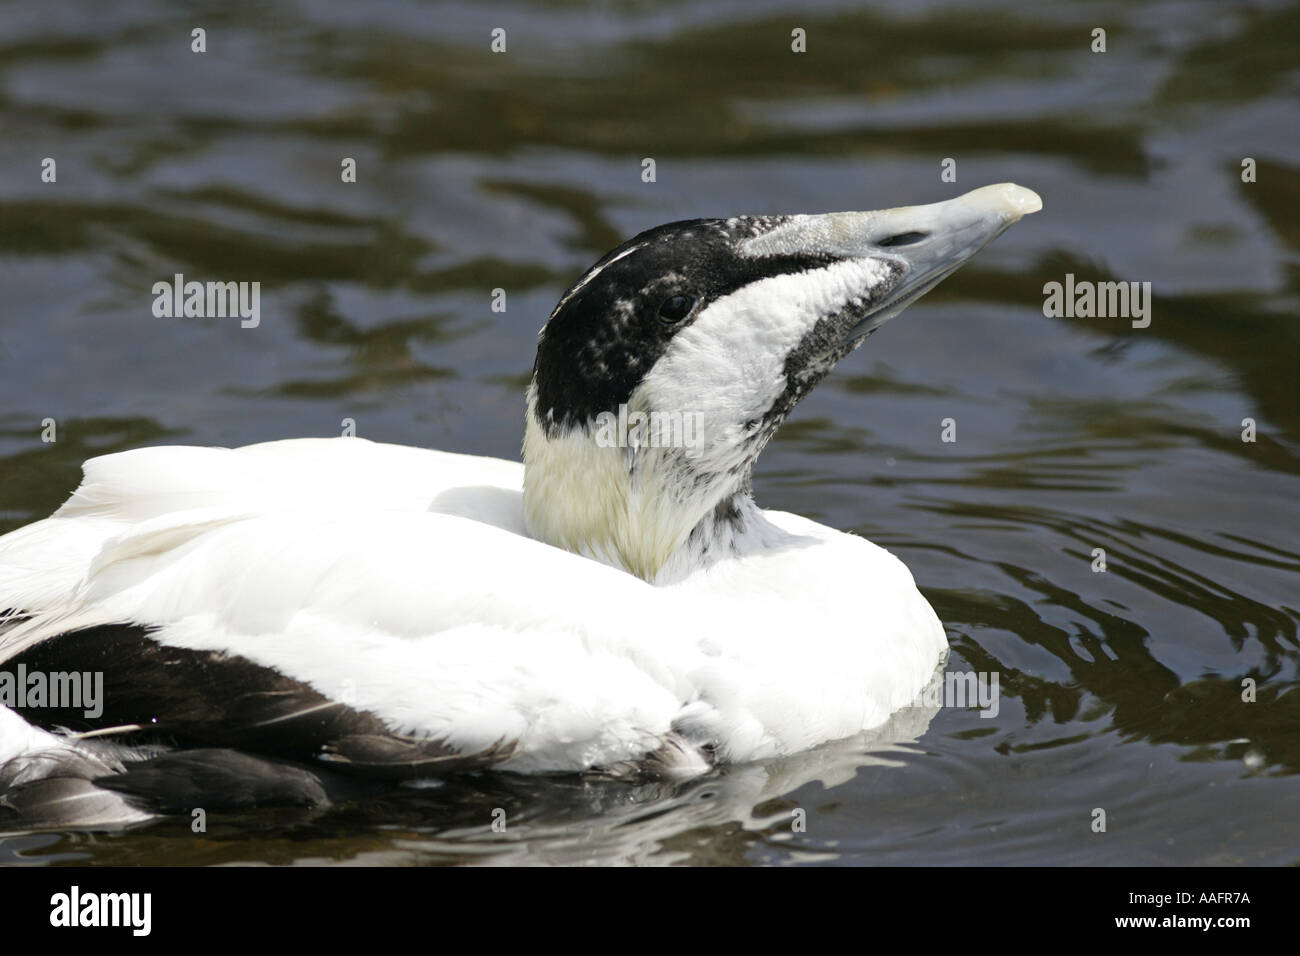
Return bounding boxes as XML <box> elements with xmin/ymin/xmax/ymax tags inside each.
<box><xmin>657</xmin><ymin>294</ymin><xmax>694</xmax><ymax>324</ymax></box>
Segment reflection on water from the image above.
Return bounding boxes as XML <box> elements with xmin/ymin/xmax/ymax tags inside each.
<box><xmin>3</xmin><ymin>692</ymin><xmax>943</xmax><ymax>867</ymax></box>
<box><xmin>0</xmin><ymin>0</ymin><xmax>1297</xmax><ymax>864</ymax></box>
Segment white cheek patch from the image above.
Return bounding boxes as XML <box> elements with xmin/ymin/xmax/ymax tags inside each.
<box><xmin>636</xmin><ymin>257</ymin><xmax>896</xmax><ymax>453</ymax></box>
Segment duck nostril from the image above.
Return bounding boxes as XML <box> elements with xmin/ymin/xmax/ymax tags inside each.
<box><xmin>878</xmin><ymin>231</ymin><xmax>928</xmax><ymax>248</ymax></box>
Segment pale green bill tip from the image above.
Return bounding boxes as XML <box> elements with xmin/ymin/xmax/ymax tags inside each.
<box><xmin>973</xmin><ymin>182</ymin><xmax>1043</xmax><ymax>217</ymax></box>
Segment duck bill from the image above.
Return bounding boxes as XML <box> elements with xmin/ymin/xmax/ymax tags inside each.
<box><xmin>743</xmin><ymin>183</ymin><xmax>1043</xmax><ymax>346</ymax></box>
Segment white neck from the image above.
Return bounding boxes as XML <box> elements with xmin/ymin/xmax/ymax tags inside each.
<box><xmin>522</xmin><ymin>410</ymin><xmax>776</xmax><ymax>583</ymax></box>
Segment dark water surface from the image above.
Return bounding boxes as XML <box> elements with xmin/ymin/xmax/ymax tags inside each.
<box><xmin>0</xmin><ymin>0</ymin><xmax>1297</xmax><ymax>865</ymax></box>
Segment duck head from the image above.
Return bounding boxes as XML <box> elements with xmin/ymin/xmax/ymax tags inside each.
<box><xmin>524</xmin><ymin>183</ymin><xmax>1041</xmax><ymax>582</ymax></box>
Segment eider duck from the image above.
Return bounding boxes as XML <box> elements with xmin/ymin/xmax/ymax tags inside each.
<box><xmin>0</xmin><ymin>183</ymin><xmax>1040</xmax><ymax>827</ymax></box>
